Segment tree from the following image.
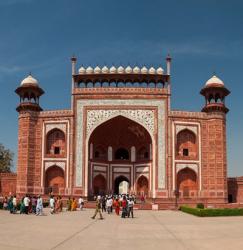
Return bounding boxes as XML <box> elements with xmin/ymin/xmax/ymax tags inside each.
<box><xmin>0</xmin><ymin>143</ymin><xmax>14</xmax><ymax>173</ymax></box>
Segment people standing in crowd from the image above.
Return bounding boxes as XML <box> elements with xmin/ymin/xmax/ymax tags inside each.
<box><xmin>8</xmin><ymin>196</ymin><xmax>13</xmax><ymax>214</ymax></box>
<box><xmin>106</xmin><ymin>196</ymin><xmax>112</xmax><ymax>214</ymax></box>
<box><xmin>20</xmin><ymin>197</ymin><xmax>25</xmax><ymax>214</ymax></box>
<box><xmin>12</xmin><ymin>195</ymin><xmax>17</xmax><ymax>214</ymax></box>
<box><xmin>78</xmin><ymin>196</ymin><xmax>84</xmax><ymax>210</ymax></box>
<box><xmin>59</xmin><ymin>196</ymin><xmax>63</xmax><ymax>212</ymax></box>
<box><xmin>49</xmin><ymin>195</ymin><xmax>55</xmax><ymax>214</ymax></box>
<box><xmin>128</xmin><ymin>198</ymin><xmax>134</xmax><ymax>218</ymax></box>
<box><xmin>101</xmin><ymin>196</ymin><xmax>106</xmax><ymax>212</ymax></box>
<box><xmin>67</xmin><ymin>197</ymin><xmax>72</xmax><ymax>211</ymax></box>
<box><xmin>36</xmin><ymin>195</ymin><xmax>43</xmax><ymax>216</ymax></box>
<box><xmin>121</xmin><ymin>196</ymin><xmax>127</xmax><ymax>218</ymax></box>
<box><xmin>31</xmin><ymin>196</ymin><xmax>37</xmax><ymax>214</ymax></box>
<box><xmin>71</xmin><ymin>197</ymin><xmax>77</xmax><ymax>211</ymax></box>
<box><xmin>55</xmin><ymin>196</ymin><xmax>60</xmax><ymax>213</ymax></box>
<box><xmin>23</xmin><ymin>194</ymin><xmax>30</xmax><ymax>214</ymax></box>
<box><xmin>3</xmin><ymin>196</ymin><xmax>8</xmax><ymax>210</ymax></box>
<box><xmin>91</xmin><ymin>196</ymin><xmax>103</xmax><ymax>220</ymax></box>
<box><xmin>114</xmin><ymin>198</ymin><xmax>120</xmax><ymax>216</ymax></box>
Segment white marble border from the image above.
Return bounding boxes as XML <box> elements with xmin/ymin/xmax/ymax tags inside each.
<box><xmin>76</xmin><ymin>99</ymin><xmax>166</xmax><ymax>196</ymax></box>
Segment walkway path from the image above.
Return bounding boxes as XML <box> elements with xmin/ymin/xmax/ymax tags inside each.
<box><xmin>0</xmin><ymin>209</ymin><xmax>243</xmax><ymax>250</ymax></box>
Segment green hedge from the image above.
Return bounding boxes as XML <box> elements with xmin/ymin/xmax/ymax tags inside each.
<box><xmin>180</xmin><ymin>206</ymin><xmax>243</xmax><ymax>217</ymax></box>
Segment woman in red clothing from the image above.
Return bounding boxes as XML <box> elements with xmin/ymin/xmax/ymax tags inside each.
<box><xmin>121</xmin><ymin>196</ymin><xmax>127</xmax><ymax>218</ymax></box>
<box><xmin>114</xmin><ymin>198</ymin><xmax>120</xmax><ymax>215</ymax></box>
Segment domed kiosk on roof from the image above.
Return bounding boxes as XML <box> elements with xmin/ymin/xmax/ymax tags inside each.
<box><xmin>15</xmin><ymin>74</ymin><xmax>44</xmax><ymax>112</ymax></box>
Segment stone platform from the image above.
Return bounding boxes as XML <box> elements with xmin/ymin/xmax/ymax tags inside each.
<box><xmin>0</xmin><ymin>209</ymin><xmax>243</xmax><ymax>250</ymax></box>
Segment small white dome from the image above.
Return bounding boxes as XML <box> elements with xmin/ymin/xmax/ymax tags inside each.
<box><xmin>141</xmin><ymin>66</ymin><xmax>148</xmax><ymax>74</ymax></box>
<box><xmin>109</xmin><ymin>66</ymin><xmax>117</xmax><ymax>74</ymax></box>
<box><xmin>102</xmin><ymin>66</ymin><xmax>109</xmax><ymax>74</ymax></box>
<box><xmin>156</xmin><ymin>67</ymin><xmax>164</xmax><ymax>75</ymax></box>
<box><xmin>86</xmin><ymin>66</ymin><xmax>93</xmax><ymax>74</ymax></box>
<box><xmin>149</xmin><ymin>67</ymin><xmax>156</xmax><ymax>74</ymax></box>
<box><xmin>94</xmin><ymin>66</ymin><xmax>101</xmax><ymax>74</ymax></box>
<box><xmin>125</xmin><ymin>66</ymin><xmax>132</xmax><ymax>74</ymax></box>
<box><xmin>133</xmin><ymin>66</ymin><xmax>140</xmax><ymax>74</ymax></box>
<box><xmin>205</xmin><ymin>75</ymin><xmax>224</xmax><ymax>86</ymax></box>
<box><xmin>20</xmin><ymin>74</ymin><xmax>39</xmax><ymax>87</ymax></box>
<box><xmin>78</xmin><ymin>66</ymin><xmax>86</xmax><ymax>74</ymax></box>
<box><xmin>117</xmin><ymin>66</ymin><xmax>124</xmax><ymax>74</ymax></box>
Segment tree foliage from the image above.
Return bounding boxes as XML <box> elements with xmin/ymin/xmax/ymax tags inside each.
<box><xmin>0</xmin><ymin>143</ymin><xmax>14</xmax><ymax>173</ymax></box>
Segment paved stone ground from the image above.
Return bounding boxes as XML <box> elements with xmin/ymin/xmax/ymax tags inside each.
<box><xmin>0</xmin><ymin>208</ymin><xmax>243</xmax><ymax>250</ymax></box>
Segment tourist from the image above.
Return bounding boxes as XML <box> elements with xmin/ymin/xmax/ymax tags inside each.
<box><xmin>20</xmin><ymin>197</ymin><xmax>25</xmax><ymax>214</ymax></box>
<box><xmin>3</xmin><ymin>196</ymin><xmax>8</xmax><ymax>210</ymax></box>
<box><xmin>36</xmin><ymin>195</ymin><xmax>43</xmax><ymax>216</ymax></box>
<box><xmin>71</xmin><ymin>197</ymin><xmax>77</xmax><ymax>211</ymax></box>
<box><xmin>114</xmin><ymin>198</ymin><xmax>120</xmax><ymax>216</ymax></box>
<box><xmin>23</xmin><ymin>194</ymin><xmax>30</xmax><ymax>214</ymax></box>
<box><xmin>55</xmin><ymin>196</ymin><xmax>60</xmax><ymax>213</ymax></box>
<box><xmin>78</xmin><ymin>196</ymin><xmax>84</xmax><ymax>210</ymax></box>
<box><xmin>49</xmin><ymin>195</ymin><xmax>55</xmax><ymax>214</ymax></box>
<box><xmin>141</xmin><ymin>194</ymin><xmax>145</xmax><ymax>204</ymax></box>
<box><xmin>106</xmin><ymin>196</ymin><xmax>112</xmax><ymax>214</ymax></box>
<box><xmin>91</xmin><ymin>196</ymin><xmax>103</xmax><ymax>220</ymax></box>
<box><xmin>12</xmin><ymin>195</ymin><xmax>17</xmax><ymax>214</ymax></box>
<box><xmin>128</xmin><ymin>198</ymin><xmax>134</xmax><ymax>218</ymax></box>
<box><xmin>121</xmin><ymin>196</ymin><xmax>127</xmax><ymax>218</ymax></box>
<box><xmin>8</xmin><ymin>196</ymin><xmax>14</xmax><ymax>214</ymax></box>
<box><xmin>67</xmin><ymin>197</ymin><xmax>72</xmax><ymax>211</ymax></box>
<box><xmin>59</xmin><ymin>196</ymin><xmax>63</xmax><ymax>212</ymax></box>
<box><xmin>31</xmin><ymin>196</ymin><xmax>37</xmax><ymax>214</ymax></box>
<box><xmin>101</xmin><ymin>196</ymin><xmax>106</xmax><ymax>212</ymax></box>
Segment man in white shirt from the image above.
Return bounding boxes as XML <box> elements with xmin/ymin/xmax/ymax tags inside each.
<box><xmin>23</xmin><ymin>194</ymin><xmax>30</xmax><ymax>214</ymax></box>
<box><xmin>36</xmin><ymin>195</ymin><xmax>43</xmax><ymax>216</ymax></box>
<box><xmin>12</xmin><ymin>195</ymin><xmax>17</xmax><ymax>214</ymax></box>
<box><xmin>128</xmin><ymin>198</ymin><xmax>134</xmax><ymax>218</ymax></box>
<box><xmin>78</xmin><ymin>196</ymin><xmax>84</xmax><ymax>210</ymax></box>
<box><xmin>49</xmin><ymin>196</ymin><xmax>55</xmax><ymax>214</ymax></box>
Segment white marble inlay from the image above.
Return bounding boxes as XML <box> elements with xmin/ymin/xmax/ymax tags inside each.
<box><xmin>176</xmin><ymin>125</ymin><xmax>197</xmax><ymax>135</ymax></box>
<box><xmin>45</xmin><ymin>161</ymin><xmax>65</xmax><ymax>171</ymax></box>
<box><xmin>93</xmin><ymin>165</ymin><xmax>107</xmax><ymax>172</ymax></box>
<box><xmin>113</xmin><ymin>167</ymin><xmax>130</xmax><ymax>173</ymax></box>
<box><xmin>46</xmin><ymin>123</ymin><xmax>66</xmax><ymax>134</ymax></box>
<box><xmin>176</xmin><ymin>163</ymin><xmax>198</xmax><ymax>174</ymax></box>
<box><xmin>87</xmin><ymin>109</ymin><xmax>155</xmax><ymax>138</ymax></box>
<box><xmin>136</xmin><ymin>166</ymin><xmax>149</xmax><ymax>173</ymax></box>
<box><xmin>76</xmin><ymin>99</ymin><xmax>166</xmax><ymax>192</ymax></box>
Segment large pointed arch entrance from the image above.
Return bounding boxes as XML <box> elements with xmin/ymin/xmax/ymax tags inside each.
<box><xmin>88</xmin><ymin>115</ymin><xmax>152</xmax><ymax>197</ymax></box>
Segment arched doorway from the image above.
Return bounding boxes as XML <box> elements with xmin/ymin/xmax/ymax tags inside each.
<box><xmin>93</xmin><ymin>174</ymin><xmax>107</xmax><ymax>196</ymax></box>
<box><xmin>114</xmin><ymin>176</ymin><xmax>129</xmax><ymax>195</ymax></box>
<box><xmin>177</xmin><ymin>168</ymin><xmax>198</xmax><ymax>197</ymax></box>
<box><xmin>137</xmin><ymin>175</ymin><xmax>149</xmax><ymax>196</ymax></box>
<box><xmin>45</xmin><ymin>165</ymin><xmax>65</xmax><ymax>194</ymax></box>
<box><xmin>88</xmin><ymin>115</ymin><xmax>152</xmax><ymax>197</ymax></box>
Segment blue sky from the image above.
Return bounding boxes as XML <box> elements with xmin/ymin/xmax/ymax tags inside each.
<box><xmin>0</xmin><ymin>0</ymin><xmax>242</xmax><ymax>176</ymax></box>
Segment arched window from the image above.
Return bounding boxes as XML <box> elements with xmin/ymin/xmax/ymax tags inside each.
<box><xmin>176</xmin><ymin>129</ymin><xmax>197</xmax><ymax>159</ymax></box>
<box><xmin>45</xmin><ymin>165</ymin><xmax>65</xmax><ymax>194</ymax></box>
<box><xmin>93</xmin><ymin>145</ymin><xmax>107</xmax><ymax>160</ymax></box>
<box><xmin>137</xmin><ymin>146</ymin><xmax>149</xmax><ymax>160</ymax></box>
<box><xmin>46</xmin><ymin>129</ymin><xmax>65</xmax><ymax>156</ymax></box>
<box><xmin>177</xmin><ymin>168</ymin><xmax>198</xmax><ymax>197</ymax></box>
<box><xmin>115</xmin><ymin>148</ymin><xmax>129</xmax><ymax>160</ymax></box>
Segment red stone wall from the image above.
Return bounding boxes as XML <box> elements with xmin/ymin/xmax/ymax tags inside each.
<box><xmin>0</xmin><ymin>173</ymin><xmax>17</xmax><ymax>196</ymax></box>
<box><xmin>228</xmin><ymin>177</ymin><xmax>243</xmax><ymax>203</ymax></box>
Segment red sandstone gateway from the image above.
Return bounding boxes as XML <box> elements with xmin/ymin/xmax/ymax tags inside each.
<box><xmin>2</xmin><ymin>55</ymin><xmax>240</xmax><ymax>208</ymax></box>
